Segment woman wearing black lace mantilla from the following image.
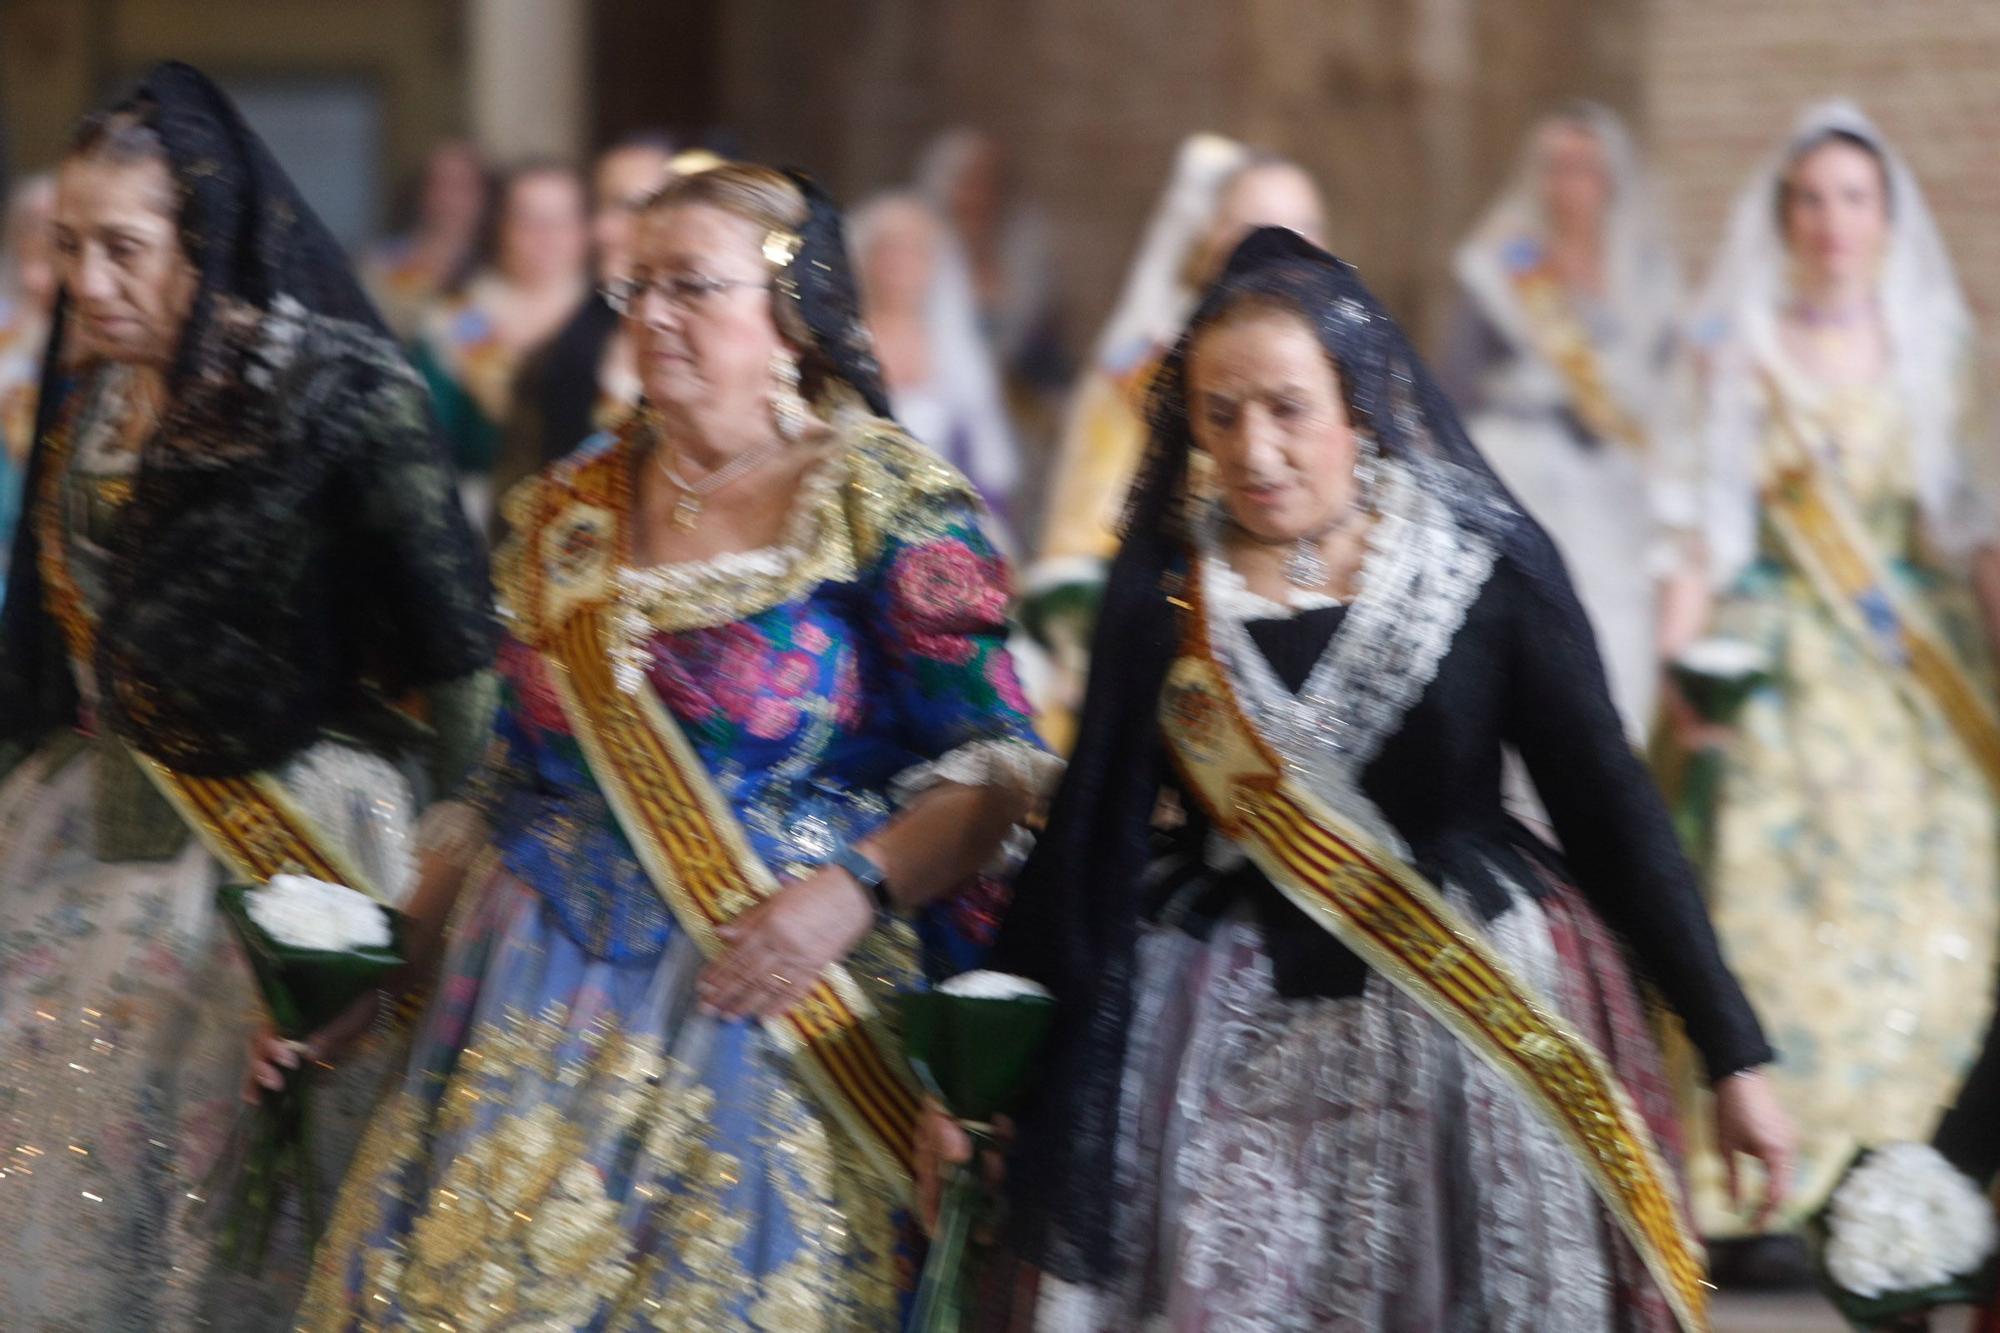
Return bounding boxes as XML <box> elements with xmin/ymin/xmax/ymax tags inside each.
<box><xmin>926</xmin><ymin>229</ymin><xmax>1795</xmax><ymax>1331</ymax></box>
<box><xmin>0</xmin><ymin>64</ymin><xmax>496</xmax><ymax>1326</ymax></box>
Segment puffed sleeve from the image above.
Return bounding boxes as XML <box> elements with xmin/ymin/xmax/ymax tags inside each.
<box><xmin>1500</xmin><ymin>536</ymin><xmax>1774</xmax><ymax>1081</ymax></box>
<box><xmin>866</xmin><ymin>482</ymin><xmax>1059</xmax><ymax>804</ymax></box>
<box><xmin>861</xmin><ymin>473</ymin><xmax>1061</xmax><ymax>975</ymax></box>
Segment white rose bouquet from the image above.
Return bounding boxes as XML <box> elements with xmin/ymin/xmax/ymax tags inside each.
<box><xmin>206</xmin><ymin>874</ymin><xmax>407</xmax><ymax>1271</ymax></box>
<box><xmin>1814</xmin><ymin>1142</ymin><xmax>1998</xmax><ymax>1327</ymax></box>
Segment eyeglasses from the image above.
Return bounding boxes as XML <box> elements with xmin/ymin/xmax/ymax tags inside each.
<box><xmin>603</xmin><ymin>272</ymin><xmax>769</xmax><ymax>316</ymax></box>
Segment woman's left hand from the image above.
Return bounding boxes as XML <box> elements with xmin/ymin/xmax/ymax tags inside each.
<box><xmin>698</xmin><ymin>868</ymin><xmax>876</xmax><ymax>1019</ymax></box>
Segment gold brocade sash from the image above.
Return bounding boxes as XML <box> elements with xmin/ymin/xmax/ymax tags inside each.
<box><xmin>1159</xmin><ymin>560</ymin><xmax>1709</xmax><ymax>1333</ymax></box>
<box><xmin>1509</xmin><ymin>263</ymin><xmax>1648</xmax><ymax>452</ymax></box>
<box><xmin>1756</xmin><ymin>367</ymin><xmax>2000</xmax><ymax>793</ymax></box>
<box><xmin>543</xmin><ymin>604</ymin><xmax>922</xmax><ymax>1193</ymax></box>
<box><xmin>32</xmin><ymin>420</ymin><xmax>384</xmax><ymax>900</ymax></box>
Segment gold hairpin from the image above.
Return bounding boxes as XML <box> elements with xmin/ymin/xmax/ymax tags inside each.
<box><xmin>762</xmin><ymin>228</ymin><xmax>802</xmax><ymax>269</ymax></box>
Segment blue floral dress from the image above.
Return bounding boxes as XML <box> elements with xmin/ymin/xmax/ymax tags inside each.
<box><xmin>306</xmin><ymin>419</ymin><xmax>1052</xmax><ymax>1330</ymax></box>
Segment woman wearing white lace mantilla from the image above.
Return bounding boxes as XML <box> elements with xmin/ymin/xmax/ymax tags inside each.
<box><xmin>1661</xmin><ymin>101</ymin><xmax>2000</xmax><ymax>1279</ymax></box>
<box><xmin>1443</xmin><ymin>102</ymin><xmax>1683</xmax><ymax>740</ymax></box>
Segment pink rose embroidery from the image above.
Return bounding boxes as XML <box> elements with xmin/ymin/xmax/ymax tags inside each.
<box><xmin>649</xmin><ymin>651</ymin><xmax>717</xmax><ymax>722</ymax></box>
<box><xmin>986</xmin><ymin>651</ymin><xmax>1033</xmax><ymax>715</ymax></box>
<box><xmin>664</xmin><ymin>622</ymin><xmax>773</xmax><ymax>725</ymax></box>
<box><xmin>905</xmin><ymin>630</ymin><xmax>977</xmax><ymax>666</ymax></box>
<box><xmin>748</xmin><ymin>695</ymin><xmax>802</xmax><ymax>740</ymax></box>
<box><xmin>711</xmin><ymin>622</ymin><xmax>774</xmax><ymax>683</ymax></box>
<box><xmin>832</xmin><ymin>651</ymin><xmax>864</xmax><ymax>727</ymax></box>
<box><xmin>796</xmin><ymin>621</ymin><xmax>832</xmax><ymax>654</ymax></box>
<box><xmin>890</xmin><ymin>539</ymin><xmax>1009</xmax><ymax>632</ymax></box>
<box><xmin>772</xmin><ymin>651</ymin><xmax>816</xmax><ymax>697</ymax></box>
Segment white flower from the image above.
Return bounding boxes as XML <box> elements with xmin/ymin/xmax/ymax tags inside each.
<box><xmin>1823</xmin><ymin>1142</ymin><xmax>1997</xmax><ymax>1299</ymax></box>
<box><xmin>246</xmin><ymin>873</ymin><xmax>393</xmax><ymax>952</ymax></box>
<box><xmin>1676</xmin><ymin>637</ymin><xmax>1771</xmax><ymax>680</ymax></box>
<box><xmin>937</xmin><ymin>971</ymin><xmax>1053</xmax><ymax>1002</ymax></box>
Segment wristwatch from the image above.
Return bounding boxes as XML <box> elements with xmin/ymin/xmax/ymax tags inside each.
<box><xmin>832</xmin><ymin>843</ymin><xmax>895</xmax><ymax>916</ymax></box>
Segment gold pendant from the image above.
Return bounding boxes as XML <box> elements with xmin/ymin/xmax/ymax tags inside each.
<box><xmin>672</xmin><ymin>494</ymin><xmax>701</xmax><ymax>530</ymax></box>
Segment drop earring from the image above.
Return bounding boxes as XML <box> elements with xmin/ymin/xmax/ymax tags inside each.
<box><xmin>770</xmin><ymin>350</ymin><xmax>811</xmax><ymax>442</ymax></box>
<box><xmin>1353</xmin><ymin>431</ymin><xmax>1382</xmax><ymax>509</ymax></box>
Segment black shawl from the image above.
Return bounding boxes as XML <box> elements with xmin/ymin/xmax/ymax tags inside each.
<box><xmin>0</xmin><ymin>61</ymin><xmax>496</xmax><ymax>775</ymax></box>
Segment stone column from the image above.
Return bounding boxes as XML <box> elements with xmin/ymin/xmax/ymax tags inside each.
<box><xmin>467</xmin><ymin>0</ymin><xmax>588</xmax><ymax>162</ymax></box>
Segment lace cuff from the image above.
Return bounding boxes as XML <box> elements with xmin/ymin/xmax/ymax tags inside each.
<box><xmin>890</xmin><ymin>737</ymin><xmax>1064</xmax><ymax>807</ymax></box>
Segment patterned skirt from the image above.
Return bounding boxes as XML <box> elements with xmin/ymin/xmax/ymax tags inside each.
<box><xmin>303</xmin><ymin>867</ymin><xmax>915</xmax><ymax>1331</ymax></box>
<box><xmin>0</xmin><ymin>737</ymin><xmax>413</xmax><ymax>1331</ymax></box>
<box><xmin>1017</xmin><ymin>873</ymin><xmax>1682</xmax><ymax>1333</ymax></box>
<box><xmin>1687</xmin><ymin>564</ymin><xmax>1999</xmax><ymax>1236</ymax></box>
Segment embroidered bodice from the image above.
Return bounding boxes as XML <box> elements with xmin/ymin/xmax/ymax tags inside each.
<box><xmin>476</xmin><ymin>418</ymin><xmax>1054</xmax><ymax>967</ymax></box>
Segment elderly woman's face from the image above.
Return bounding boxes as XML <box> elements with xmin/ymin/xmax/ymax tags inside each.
<box><xmin>627</xmin><ymin>202</ymin><xmax>786</xmax><ymax>417</ymax></box>
<box><xmin>53</xmin><ymin>154</ymin><xmax>197</xmax><ymax>368</ymax></box>
<box><xmin>1189</xmin><ymin>305</ymin><xmax>1358</xmax><ymax>544</ymax></box>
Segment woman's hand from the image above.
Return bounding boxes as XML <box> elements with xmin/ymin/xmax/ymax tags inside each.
<box><xmin>698</xmin><ymin>868</ymin><xmax>876</xmax><ymax>1019</ymax></box>
<box><xmin>1712</xmin><ymin>1067</ymin><xmax>1795</xmax><ymax>1228</ymax></box>
<box><xmin>241</xmin><ymin>988</ymin><xmax>383</xmax><ymax>1104</ymax></box>
<box><xmin>913</xmin><ymin>1100</ymin><xmax>1012</xmax><ymax>1236</ymax></box>
<box><xmin>915</xmin><ymin>1099</ymin><xmax>975</xmax><ymax>1235</ymax></box>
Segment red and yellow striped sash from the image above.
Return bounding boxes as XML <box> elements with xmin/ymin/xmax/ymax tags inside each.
<box><xmin>1160</xmin><ymin>561</ymin><xmax>1709</xmax><ymax>1333</ymax></box>
<box><xmin>32</xmin><ymin>419</ymin><xmax>381</xmax><ymax>899</ymax></box>
<box><xmin>545</xmin><ymin>604</ymin><xmax>921</xmax><ymax>1193</ymax></box>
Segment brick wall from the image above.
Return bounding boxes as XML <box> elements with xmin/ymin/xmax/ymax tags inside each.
<box><xmin>1644</xmin><ymin>0</ymin><xmax>2000</xmax><ymax>374</ymax></box>
<box><xmin>713</xmin><ymin>0</ymin><xmax>1641</xmax><ymax>352</ymax></box>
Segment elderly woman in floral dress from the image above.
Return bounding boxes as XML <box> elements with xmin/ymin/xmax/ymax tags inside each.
<box><xmin>295</xmin><ymin>162</ymin><xmax>1056</xmax><ymax>1329</ymax></box>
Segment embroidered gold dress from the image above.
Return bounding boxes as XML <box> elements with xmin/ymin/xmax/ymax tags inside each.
<box><xmin>1682</xmin><ymin>360</ymin><xmax>2000</xmax><ymax>1235</ymax></box>
<box><xmin>307</xmin><ymin>419</ymin><xmax>1052</xmax><ymax>1330</ymax></box>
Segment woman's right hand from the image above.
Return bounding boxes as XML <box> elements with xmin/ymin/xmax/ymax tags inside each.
<box><xmin>241</xmin><ymin>988</ymin><xmax>382</xmax><ymax>1103</ymax></box>
<box><xmin>914</xmin><ymin>1102</ymin><xmax>1015</xmax><ymax>1237</ymax></box>
<box><xmin>914</xmin><ymin>1099</ymin><xmax>975</xmax><ymax>1235</ymax></box>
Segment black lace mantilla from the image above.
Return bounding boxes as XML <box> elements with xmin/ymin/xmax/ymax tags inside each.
<box><xmin>0</xmin><ymin>62</ymin><xmax>495</xmax><ymax>774</ymax></box>
<box><xmin>991</xmin><ymin>229</ymin><xmax>1772</xmax><ymax>1285</ymax></box>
